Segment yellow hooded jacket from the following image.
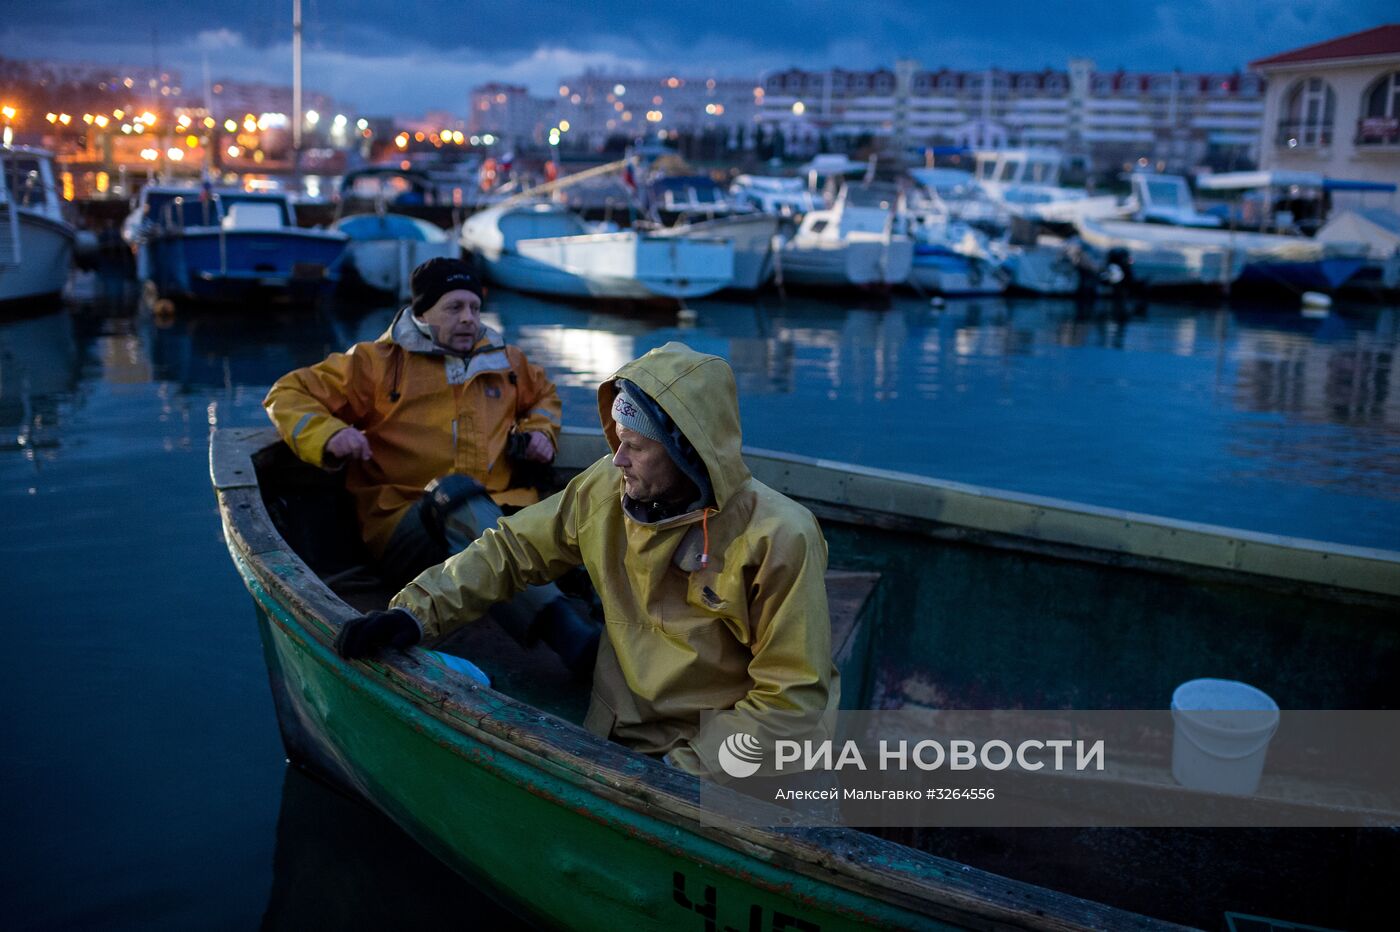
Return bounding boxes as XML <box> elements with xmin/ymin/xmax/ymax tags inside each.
<box><xmin>392</xmin><ymin>342</ymin><xmax>839</xmax><ymax>777</ymax></box>
<box><xmin>264</xmin><ymin>312</ymin><xmax>561</xmax><ymax>558</ymax></box>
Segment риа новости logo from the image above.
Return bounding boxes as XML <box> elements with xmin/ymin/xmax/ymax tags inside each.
<box><xmin>718</xmin><ymin>733</ymin><xmax>764</xmax><ymax>778</ymax></box>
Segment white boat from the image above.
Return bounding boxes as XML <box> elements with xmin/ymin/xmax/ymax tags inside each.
<box><xmin>0</xmin><ymin>147</ymin><xmax>76</xmax><ymax>304</ymax></box>
<box><xmin>974</xmin><ymin>149</ymin><xmax>1125</xmax><ymax>226</ymax></box>
<box><xmin>649</xmin><ymin>213</ymin><xmax>780</xmax><ymax>291</ymax></box>
<box><xmin>1075</xmin><ymin>218</ymin><xmax>1249</xmax><ymax>288</ymax></box>
<box><xmin>729</xmin><ymin>175</ymin><xmax>822</xmax><ymax>217</ymax></box>
<box><xmin>996</xmin><ymin>237</ymin><xmax>1082</xmax><ymax>295</ymax></box>
<box><xmin>461</xmin><ymin>201</ymin><xmax>733</xmax><ymax>301</ymax></box>
<box><xmin>776</xmin><ymin>183</ymin><xmax>913</xmax><ymax>289</ymax></box>
<box><xmin>333</xmin><ymin>212</ymin><xmax>458</xmax><ymax>299</ymax></box>
<box><xmin>904</xmin><ymin>215</ymin><xmax>1008</xmax><ymax>296</ymax></box>
<box><xmin>1079</xmin><ymin>215</ymin><xmax>1373</xmax><ymax>291</ymax></box>
<box><xmin>1126</xmin><ymin>173</ymin><xmax>1222</xmax><ymax>228</ymax></box>
<box><xmin>907</xmin><ymin>167</ymin><xmax>1009</xmax><ymax>232</ymax></box>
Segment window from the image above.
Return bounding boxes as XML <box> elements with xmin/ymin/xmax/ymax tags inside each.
<box><xmin>1364</xmin><ymin>72</ymin><xmax>1400</xmax><ymax>118</ymax></box>
<box><xmin>1359</xmin><ymin>72</ymin><xmax>1400</xmax><ymax>145</ymax></box>
<box><xmin>1280</xmin><ymin>77</ymin><xmax>1336</xmax><ymax>147</ymax></box>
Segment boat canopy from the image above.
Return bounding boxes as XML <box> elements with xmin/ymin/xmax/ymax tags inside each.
<box><xmin>1322</xmin><ymin>178</ymin><xmax>1398</xmax><ymax>192</ymax></box>
<box><xmin>336</xmin><ymin>213</ymin><xmax>435</xmax><ymax>241</ymax></box>
<box><xmin>1197</xmin><ymin>171</ymin><xmax>1325</xmax><ymax>190</ymax></box>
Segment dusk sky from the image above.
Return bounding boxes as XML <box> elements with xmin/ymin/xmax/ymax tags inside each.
<box><xmin>6</xmin><ymin>1</ymin><xmax>1395</xmax><ymax>115</ymax></box>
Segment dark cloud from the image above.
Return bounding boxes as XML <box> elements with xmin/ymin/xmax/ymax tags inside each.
<box><xmin>5</xmin><ymin>1</ymin><xmax>1395</xmax><ymax>113</ymax></box>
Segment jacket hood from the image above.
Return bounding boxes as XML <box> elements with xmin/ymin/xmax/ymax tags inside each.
<box><xmin>599</xmin><ymin>342</ymin><xmax>750</xmax><ymax>511</ymax></box>
<box><xmin>384</xmin><ymin>305</ymin><xmax>502</xmax><ymax>357</ymax></box>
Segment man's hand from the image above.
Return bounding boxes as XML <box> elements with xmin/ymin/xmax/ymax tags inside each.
<box><xmin>325</xmin><ymin>427</ymin><xmax>372</xmax><ymax>462</ymax></box>
<box><xmin>523</xmin><ymin>431</ymin><xmax>555</xmax><ymax>463</ymax></box>
<box><xmin>333</xmin><ymin>609</ymin><xmax>421</xmax><ymax>658</ymax></box>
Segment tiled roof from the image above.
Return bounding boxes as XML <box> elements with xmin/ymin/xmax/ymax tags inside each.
<box><xmin>1251</xmin><ymin>24</ymin><xmax>1400</xmax><ymax>68</ymax></box>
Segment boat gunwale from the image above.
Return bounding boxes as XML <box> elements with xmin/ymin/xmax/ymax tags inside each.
<box><xmin>212</xmin><ymin>425</ymin><xmax>1180</xmax><ymax>931</ymax></box>
<box><xmin>546</xmin><ymin>429</ymin><xmax>1395</xmax><ymax>603</ymax></box>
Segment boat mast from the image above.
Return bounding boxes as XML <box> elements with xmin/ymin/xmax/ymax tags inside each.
<box><xmin>292</xmin><ymin>0</ymin><xmax>303</xmax><ymax>158</ymax></box>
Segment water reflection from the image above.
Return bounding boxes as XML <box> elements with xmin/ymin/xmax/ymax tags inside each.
<box><xmin>1</xmin><ymin>287</ymin><xmax>1395</xmax><ymax>546</ymax></box>
<box><xmin>262</xmin><ymin>766</ymin><xmax>532</xmax><ymax>931</ymax></box>
<box><xmin>0</xmin><ymin>309</ymin><xmax>79</xmax><ymax>456</ymax></box>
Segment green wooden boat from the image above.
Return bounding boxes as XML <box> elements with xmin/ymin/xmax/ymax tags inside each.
<box><xmin>213</xmin><ymin>426</ymin><xmax>1400</xmax><ymax>931</ymax></box>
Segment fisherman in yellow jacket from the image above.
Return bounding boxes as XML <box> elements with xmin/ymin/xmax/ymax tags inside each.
<box><xmin>265</xmin><ymin>257</ymin><xmax>598</xmax><ymax>672</ymax></box>
<box><xmin>334</xmin><ymin>342</ymin><xmax>839</xmax><ymax>779</ymax></box>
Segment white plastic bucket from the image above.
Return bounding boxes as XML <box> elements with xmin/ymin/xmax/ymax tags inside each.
<box><xmin>1170</xmin><ymin>678</ymin><xmax>1279</xmax><ymax>795</ymax></box>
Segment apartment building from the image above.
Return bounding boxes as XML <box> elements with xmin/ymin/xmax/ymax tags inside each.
<box><xmin>755</xmin><ymin>59</ymin><xmax>1264</xmax><ymax>175</ymax></box>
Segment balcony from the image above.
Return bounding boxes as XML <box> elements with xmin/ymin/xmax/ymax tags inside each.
<box><xmin>1275</xmin><ymin>120</ymin><xmax>1332</xmax><ymax>148</ymax></box>
<box><xmin>1355</xmin><ymin>116</ymin><xmax>1400</xmax><ymax>147</ymax></box>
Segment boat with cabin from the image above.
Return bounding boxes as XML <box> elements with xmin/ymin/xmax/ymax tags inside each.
<box><xmin>214</xmin><ymin>423</ymin><xmax>1400</xmax><ymax>931</ymax></box>
<box><xmin>122</xmin><ymin>186</ymin><xmax>348</xmax><ymax>305</ymax></box>
<box><xmin>0</xmin><ymin>146</ymin><xmax>76</xmax><ymax>304</ymax></box>
<box><xmin>1125</xmin><ymin>173</ymin><xmax>1222</xmax><ymax>228</ymax></box>
<box><xmin>973</xmin><ymin>149</ymin><xmax>1125</xmax><ymax>228</ymax></box>
<box><xmin>1191</xmin><ymin>171</ymin><xmax>1379</xmax><ymax>290</ymax></box>
<box><xmin>777</xmin><ymin>182</ymin><xmax>913</xmax><ymax>290</ymax></box>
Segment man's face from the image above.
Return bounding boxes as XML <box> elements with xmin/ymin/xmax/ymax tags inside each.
<box><xmin>612</xmin><ymin>424</ymin><xmax>683</xmax><ymax>502</ymax></box>
<box><xmin>419</xmin><ymin>289</ymin><xmax>482</xmax><ymax>353</ymax></box>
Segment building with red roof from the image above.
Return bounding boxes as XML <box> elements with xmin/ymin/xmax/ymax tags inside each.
<box><xmin>1253</xmin><ymin>25</ymin><xmax>1400</xmax><ymax>187</ymax></box>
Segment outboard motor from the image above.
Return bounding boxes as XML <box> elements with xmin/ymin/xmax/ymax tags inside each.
<box><xmin>1101</xmin><ymin>248</ymin><xmax>1134</xmax><ymax>290</ymax></box>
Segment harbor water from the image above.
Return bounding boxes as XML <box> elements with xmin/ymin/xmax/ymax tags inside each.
<box><xmin>3</xmin><ymin>283</ymin><xmax>1398</xmax><ymax>929</ymax></box>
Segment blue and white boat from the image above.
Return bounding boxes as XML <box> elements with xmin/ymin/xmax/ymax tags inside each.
<box><xmin>123</xmin><ymin>186</ymin><xmax>348</xmax><ymax>305</ymax></box>
<box><xmin>1192</xmin><ymin>172</ymin><xmax>1374</xmax><ymax>291</ymax></box>
<box><xmin>332</xmin><ymin>213</ymin><xmax>457</xmax><ymax>300</ymax></box>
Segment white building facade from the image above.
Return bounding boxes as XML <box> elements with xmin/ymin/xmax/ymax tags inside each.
<box><xmin>755</xmin><ymin>59</ymin><xmax>1264</xmax><ymax>175</ymax></box>
<box><xmin>1253</xmin><ymin>24</ymin><xmax>1400</xmax><ymax>187</ymax></box>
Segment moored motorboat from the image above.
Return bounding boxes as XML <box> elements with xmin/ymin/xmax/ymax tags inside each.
<box><xmin>1075</xmin><ymin>217</ymin><xmax>1248</xmax><ymax>288</ymax></box>
<box><xmin>461</xmin><ymin>200</ymin><xmax>733</xmax><ymax>301</ymax></box>
<box><xmin>123</xmin><ymin>187</ymin><xmax>348</xmax><ymax>305</ymax></box>
<box><xmin>0</xmin><ymin>146</ymin><xmax>76</xmax><ymax>304</ymax></box>
<box><xmin>777</xmin><ymin>183</ymin><xmax>913</xmax><ymax>289</ymax></box>
<box><xmin>648</xmin><ymin>212</ymin><xmax>781</xmax><ymax>291</ymax></box>
<box><xmin>333</xmin><ymin>212</ymin><xmax>458</xmax><ymax>300</ymax></box>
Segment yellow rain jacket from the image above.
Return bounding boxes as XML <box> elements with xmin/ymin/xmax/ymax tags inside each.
<box><xmin>393</xmin><ymin>342</ymin><xmax>838</xmax><ymax>778</ymax></box>
<box><xmin>264</xmin><ymin>313</ymin><xmax>561</xmax><ymax>558</ymax></box>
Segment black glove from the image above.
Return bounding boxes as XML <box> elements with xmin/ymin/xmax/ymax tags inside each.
<box><xmin>334</xmin><ymin>609</ymin><xmax>421</xmax><ymax>659</ymax></box>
